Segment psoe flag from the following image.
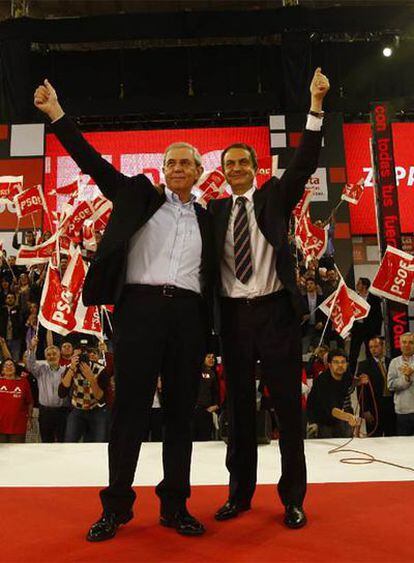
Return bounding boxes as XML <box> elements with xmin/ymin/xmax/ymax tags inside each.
<box><xmin>370</xmin><ymin>246</ymin><xmax>414</xmax><ymax>305</ymax></box>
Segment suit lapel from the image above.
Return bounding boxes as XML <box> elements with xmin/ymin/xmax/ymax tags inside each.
<box><xmin>215</xmin><ymin>197</ymin><xmax>232</xmax><ymax>260</ymax></box>
<box><xmin>253</xmin><ymin>186</ymin><xmax>266</xmax><ymax>224</ymax></box>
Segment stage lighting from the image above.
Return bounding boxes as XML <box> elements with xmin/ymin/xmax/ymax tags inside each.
<box><xmin>382</xmin><ymin>46</ymin><xmax>393</xmax><ymax>57</ymax></box>
<box><xmin>381</xmin><ymin>35</ymin><xmax>399</xmax><ymax>58</ymax></box>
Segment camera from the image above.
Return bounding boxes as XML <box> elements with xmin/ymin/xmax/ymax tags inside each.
<box><xmin>79</xmin><ymin>339</ymin><xmax>90</xmax><ymax>365</ymax></box>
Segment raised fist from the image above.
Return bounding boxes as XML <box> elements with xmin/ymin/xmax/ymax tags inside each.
<box><xmin>310</xmin><ymin>68</ymin><xmax>330</xmax><ymax>101</ymax></box>
<box><xmin>34</xmin><ymin>79</ymin><xmax>64</xmax><ymax>121</ymax></box>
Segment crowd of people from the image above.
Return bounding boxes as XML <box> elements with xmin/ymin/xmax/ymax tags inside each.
<box><xmin>1</xmin><ymin>232</ymin><xmax>413</xmax><ymax>443</ymax></box>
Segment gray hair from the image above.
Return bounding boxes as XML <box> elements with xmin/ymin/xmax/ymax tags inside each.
<box><xmin>163</xmin><ymin>142</ymin><xmax>202</xmax><ymax>167</ymax></box>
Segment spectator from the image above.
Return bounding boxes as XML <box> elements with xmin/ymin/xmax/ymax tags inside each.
<box><xmin>59</xmin><ymin>351</ymin><xmax>110</xmax><ymax>442</ymax></box>
<box><xmin>59</xmin><ymin>340</ymin><xmax>74</xmax><ymax>366</ymax></box>
<box><xmin>0</xmin><ymin>293</ymin><xmax>22</xmax><ymax>361</ymax></box>
<box><xmin>320</xmin><ymin>268</ymin><xmax>339</xmax><ymax>297</ymax></box>
<box><xmin>301</xmin><ymin>278</ymin><xmax>325</xmax><ymax>354</ymax></box>
<box><xmin>24</xmin><ymin>302</ymin><xmax>38</xmax><ymax>351</ymax></box>
<box><xmin>193</xmin><ymin>353</ymin><xmax>220</xmax><ymax>441</ymax></box>
<box><xmin>0</xmin><ymin>278</ymin><xmax>11</xmax><ymax>306</ymax></box>
<box><xmin>0</xmin><ymin>358</ymin><xmax>33</xmax><ymax>443</ymax></box>
<box><xmin>349</xmin><ymin>277</ymin><xmax>382</xmax><ymax>375</ymax></box>
<box><xmin>306</xmin><ymin>344</ymin><xmax>329</xmax><ymax>381</ymax></box>
<box><xmin>26</xmin><ymin>336</ymin><xmax>69</xmax><ymax>443</ymax></box>
<box><xmin>12</xmin><ymin>229</ymin><xmax>36</xmax><ymax>250</ymax></box>
<box><xmin>356</xmin><ymin>336</ymin><xmax>395</xmax><ymax>436</ymax></box>
<box><xmin>13</xmin><ymin>272</ymin><xmax>33</xmax><ymax>314</ymax></box>
<box><xmin>307</xmin><ymin>349</ymin><xmax>358</xmax><ymax>438</ymax></box>
<box><xmin>387</xmin><ymin>332</ymin><xmax>414</xmax><ymax>436</ymax></box>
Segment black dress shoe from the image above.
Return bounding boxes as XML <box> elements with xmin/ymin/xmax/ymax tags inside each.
<box><xmin>284</xmin><ymin>505</ymin><xmax>307</xmax><ymax>529</ymax></box>
<box><xmin>160</xmin><ymin>508</ymin><xmax>205</xmax><ymax>536</ymax></box>
<box><xmin>86</xmin><ymin>511</ymin><xmax>133</xmax><ymax>542</ymax></box>
<box><xmin>214</xmin><ymin>500</ymin><xmax>251</xmax><ymax>521</ymax></box>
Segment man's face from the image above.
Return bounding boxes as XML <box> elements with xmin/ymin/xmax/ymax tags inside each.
<box><xmin>1</xmin><ymin>359</ymin><xmax>16</xmax><ymax>377</ymax></box>
<box><xmin>306</xmin><ymin>280</ymin><xmax>316</xmax><ymax>293</ymax></box>
<box><xmin>356</xmin><ymin>279</ymin><xmax>367</xmax><ymax>293</ymax></box>
<box><xmin>61</xmin><ymin>342</ymin><xmax>73</xmax><ymax>358</ymax></box>
<box><xmin>204</xmin><ymin>353</ymin><xmax>215</xmax><ymax>367</ymax></box>
<box><xmin>8</xmin><ymin>256</ymin><xmax>16</xmax><ymax>266</ymax></box>
<box><xmin>329</xmin><ymin>355</ymin><xmax>348</xmax><ymax>377</ymax></box>
<box><xmin>369</xmin><ymin>338</ymin><xmax>384</xmax><ymax>359</ymax></box>
<box><xmin>163</xmin><ymin>147</ymin><xmax>203</xmax><ymax>197</ymax></box>
<box><xmin>60</xmin><ymin>259</ymin><xmax>68</xmax><ymax>274</ymax></box>
<box><xmin>222</xmin><ymin>148</ymin><xmax>256</xmax><ymax>194</ymax></box>
<box><xmin>5</xmin><ymin>294</ymin><xmax>15</xmax><ymax>307</ymax></box>
<box><xmin>327</xmin><ymin>270</ymin><xmax>336</xmax><ymax>282</ymax></box>
<box><xmin>46</xmin><ymin>347</ymin><xmax>60</xmax><ymax>366</ymax></box>
<box><xmin>26</xmin><ymin>232</ymin><xmax>35</xmax><ymax>244</ymax></box>
<box><xmin>400</xmin><ymin>335</ymin><xmax>414</xmax><ymax>357</ymax></box>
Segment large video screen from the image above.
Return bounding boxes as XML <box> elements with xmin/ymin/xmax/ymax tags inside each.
<box><xmin>45</xmin><ymin>124</ymin><xmax>270</xmax><ymax>214</ymax></box>
<box><xmin>344</xmin><ymin>122</ymin><xmax>414</xmax><ymax>235</ymax></box>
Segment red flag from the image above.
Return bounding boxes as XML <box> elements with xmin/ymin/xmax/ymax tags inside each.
<box><xmin>90</xmin><ymin>196</ymin><xmax>112</xmax><ymax>231</ymax></box>
<box><xmin>61</xmin><ymin>200</ymin><xmax>94</xmax><ymax>243</ymax></box>
<box><xmin>74</xmin><ymin>301</ymin><xmax>102</xmax><ymax>338</ymax></box>
<box><xmin>82</xmin><ymin>219</ymin><xmax>97</xmax><ymax>251</ymax></box>
<box><xmin>51</xmin><ymin>178</ymin><xmax>79</xmax><ymax>196</ymax></box>
<box><xmin>16</xmin><ymin>232</ymin><xmax>58</xmax><ymax>265</ymax></box>
<box><xmin>293</xmin><ymin>187</ymin><xmax>314</xmax><ymax>220</ymax></box>
<box><xmin>295</xmin><ymin>210</ymin><xmax>327</xmax><ymax>263</ymax></box>
<box><xmin>38</xmin><ymin>266</ymin><xmax>78</xmax><ymax>336</ymax></box>
<box><xmin>319</xmin><ymin>280</ymin><xmax>370</xmax><ymax>338</ymax></box>
<box><xmin>196</xmin><ymin>170</ymin><xmax>226</xmax><ymax>206</ymax></box>
<box><xmin>370</xmin><ymin>246</ymin><xmax>414</xmax><ymax>304</ymax></box>
<box><xmin>61</xmin><ymin>246</ymin><xmax>87</xmax><ymax>299</ymax></box>
<box><xmin>341</xmin><ymin>178</ymin><xmax>364</xmax><ymax>205</ymax></box>
<box><xmin>13</xmin><ymin>185</ymin><xmax>47</xmax><ymax>218</ymax></box>
<box><xmin>0</xmin><ymin>175</ymin><xmax>23</xmax><ymax>201</ymax></box>
<box><xmin>255</xmin><ymin>155</ymin><xmax>278</xmax><ymax>188</ymax></box>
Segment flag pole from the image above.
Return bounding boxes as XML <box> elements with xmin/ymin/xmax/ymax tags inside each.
<box><xmin>317</xmin><ymin>268</ymin><xmax>344</xmax><ymax>348</ymax></box>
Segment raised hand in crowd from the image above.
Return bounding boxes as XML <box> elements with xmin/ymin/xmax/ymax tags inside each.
<box><xmin>309</xmin><ymin>67</ymin><xmax>330</xmax><ymax>112</ymax></box>
<box><xmin>30</xmin><ymin>336</ymin><xmax>39</xmax><ymax>351</ymax></box>
<box><xmin>34</xmin><ymin>79</ymin><xmax>64</xmax><ymax>122</ymax></box>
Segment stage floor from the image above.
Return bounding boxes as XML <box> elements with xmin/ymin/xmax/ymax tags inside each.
<box><xmin>1</xmin><ymin>437</ymin><xmax>413</xmax><ymax>487</ymax></box>
<box><xmin>1</xmin><ymin>438</ymin><xmax>413</xmax><ymax>563</ymax></box>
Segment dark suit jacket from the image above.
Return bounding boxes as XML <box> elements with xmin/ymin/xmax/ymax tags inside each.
<box><xmin>356</xmin><ymin>356</ymin><xmax>392</xmax><ymax>412</ymax></box>
<box><xmin>208</xmin><ymin>128</ymin><xmax>322</xmax><ymax>317</ymax></box>
<box><xmin>301</xmin><ymin>293</ymin><xmax>325</xmax><ymax>330</ymax></box>
<box><xmin>51</xmin><ymin>116</ymin><xmax>216</xmax><ymax>330</ymax></box>
<box><xmin>351</xmin><ymin>294</ymin><xmax>382</xmax><ymax>338</ymax></box>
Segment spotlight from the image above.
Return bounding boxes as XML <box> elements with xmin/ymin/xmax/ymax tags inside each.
<box><xmin>382</xmin><ymin>46</ymin><xmax>393</xmax><ymax>58</ymax></box>
<box><xmin>381</xmin><ymin>35</ymin><xmax>399</xmax><ymax>58</ymax></box>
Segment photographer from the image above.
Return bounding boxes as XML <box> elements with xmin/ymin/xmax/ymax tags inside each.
<box><xmin>59</xmin><ymin>345</ymin><xmax>110</xmax><ymax>442</ymax></box>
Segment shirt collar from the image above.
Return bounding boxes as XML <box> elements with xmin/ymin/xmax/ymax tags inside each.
<box><xmin>165</xmin><ymin>187</ymin><xmax>195</xmax><ymax>206</ymax></box>
<box><xmin>231</xmin><ymin>185</ymin><xmax>256</xmax><ymax>204</ymax></box>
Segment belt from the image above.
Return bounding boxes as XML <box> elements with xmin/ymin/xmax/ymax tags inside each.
<box><xmin>124</xmin><ymin>284</ymin><xmax>201</xmax><ymax>299</ymax></box>
<box><xmin>221</xmin><ymin>289</ymin><xmax>288</xmax><ymax>306</ymax></box>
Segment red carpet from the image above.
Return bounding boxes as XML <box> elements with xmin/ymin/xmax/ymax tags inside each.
<box><xmin>1</xmin><ymin>482</ymin><xmax>412</xmax><ymax>562</ymax></box>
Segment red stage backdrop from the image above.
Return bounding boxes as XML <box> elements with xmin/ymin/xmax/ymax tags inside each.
<box><xmin>45</xmin><ymin>125</ymin><xmax>270</xmax><ymax>225</ymax></box>
<box><xmin>343</xmin><ymin>122</ymin><xmax>414</xmax><ymax>235</ymax></box>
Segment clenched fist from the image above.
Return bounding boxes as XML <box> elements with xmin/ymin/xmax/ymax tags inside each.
<box><xmin>34</xmin><ymin>79</ymin><xmax>64</xmax><ymax>121</ymax></box>
<box><xmin>309</xmin><ymin>67</ymin><xmax>330</xmax><ymax>113</ymax></box>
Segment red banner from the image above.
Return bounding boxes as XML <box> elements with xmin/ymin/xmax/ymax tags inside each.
<box><xmin>0</xmin><ymin>175</ymin><xmax>23</xmax><ymax>201</ymax></box>
<box><xmin>341</xmin><ymin>179</ymin><xmax>364</xmax><ymax>205</ymax></box>
<box><xmin>293</xmin><ymin>187</ymin><xmax>314</xmax><ymax>220</ymax></box>
<box><xmin>13</xmin><ymin>185</ymin><xmax>46</xmax><ymax>219</ymax></box>
<box><xmin>39</xmin><ymin>266</ymin><xmax>78</xmax><ymax>336</ymax></box>
<box><xmin>61</xmin><ymin>201</ymin><xmax>94</xmax><ymax>243</ymax></box>
<box><xmin>319</xmin><ymin>280</ymin><xmax>371</xmax><ymax>338</ymax></box>
<box><xmin>16</xmin><ymin>232</ymin><xmax>58</xmax><ymax>265</ymax></box>
<box><xmin>295</xmin><ymin>210</ymin><xmax>327</xmax><ymax>263</ymax></box>
<box><xmin>370</xmin><ymin>246</ymin><xmax>414</xmax><ymax>305</ymax></box>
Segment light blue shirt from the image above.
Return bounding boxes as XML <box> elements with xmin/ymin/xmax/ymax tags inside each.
<box><xmin>387</xmin><ymin>355</ymin><xmax>414</xmax><ymax>414</ymax></box>
<box><xmin>125</xmin><ymin>187</ymin><xmax>202</xmax><ymax>293</ymax></box>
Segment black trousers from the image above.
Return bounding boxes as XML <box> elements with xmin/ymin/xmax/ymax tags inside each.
<box><xmin>38</xmin><ymin>406</ymin><xmax>69</xmax><ymax>443</ymax></box>
<box><xmin>100</xmin><ymin>289</ymin><xmax>205</xmax><ymax>517</ymax></box>
<box><xmin>366</xmin><ymin>396</ymin><xmax>396</xmax><ymax>437</ymax></box>
<box><xmin>193</xmin><ymin>407</ymin><xmax>214</xmax><ymax>441</ymax></box>
<box><xmin>221</xmin><ymin>291</ymin><xmax>306</xmax><ymax>507</ymax></box>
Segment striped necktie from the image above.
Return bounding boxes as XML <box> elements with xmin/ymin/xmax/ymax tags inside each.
<box><xmin>233</xmin><ymin>196</ymin><xmax>253</xmax><ymax>284</ymax></box>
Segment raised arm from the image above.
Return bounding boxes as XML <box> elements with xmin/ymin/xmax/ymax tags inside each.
<box><xmin>279</xmin><ymin>68</ymin><xmax>330</xmax><ymax>214</ymax></box>
<box><xmin>34</xmin><ymin>80</ymin><xmax>127</xmax><ymax>201</ymax></box>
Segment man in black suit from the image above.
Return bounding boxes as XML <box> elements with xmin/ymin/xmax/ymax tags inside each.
<box><xmin>34</xmin><ymin>80</ymin><xmax>216</xmax><ymax>540</ymax></box>
<box><xmin>301</xmin><ymin>278</ymin><xmax>325</xmax><ymax>354</ymax></box>
<box><xmin>349</xmin><ymin>277</ymin><xmax>382</xmax><ymax>375</ymax></box>
<box><xmin>209</xmin><ymin>68</ymin><xmax>329</xmax><ymax>528</ymax></box>
<box><xmin>356</xmin><ymin>336</ymin><xmax>395</xmax><ymax>436</ymax></box>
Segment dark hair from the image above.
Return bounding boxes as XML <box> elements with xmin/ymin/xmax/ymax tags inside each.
<box><xmin>358</xmin><ymin>277</ymin><xmax>371</xmax><ymax>289</ymax></box>
<box><xmin>327</xmin><ymin>349</ymin><xmax>348</xmax><ymax>363</ymax></box>
<box><xmin>368</xmin><ymin>335</ymin><xmax>385</xmax><ymax>344</ymax></box>
<box><xmin>221</xmin><ymin>143</ymin><xmax>258</xmax><ymax>172</ymax></box>
<box><xmin>0</xmin><ymin>358</ymin><xmax>21</xmax><ymax>377</ymax></box>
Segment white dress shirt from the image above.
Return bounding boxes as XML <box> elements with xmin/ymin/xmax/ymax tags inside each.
<box><xmin>126</xmin><ymin>187</ymin><xmax>202</xmax><ymax>293</ymax></box>
<box><xmin>221</xmin><ymin>115</ymin><xmax>323</xmax><ymax>298</ymax></box>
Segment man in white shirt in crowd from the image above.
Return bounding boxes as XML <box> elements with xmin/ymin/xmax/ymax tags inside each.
<box><xmin>387</xmin><ymin>332</ymin><xmax>414</xmax><ymax>436</ymax></box>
